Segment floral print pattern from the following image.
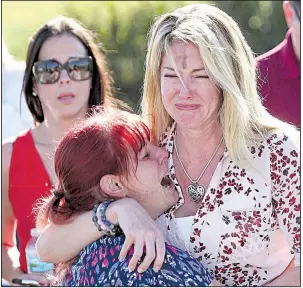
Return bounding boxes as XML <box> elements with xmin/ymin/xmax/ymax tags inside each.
<box><xmin>63</xmin><ymin>235</ymin><xmax>212</xmax><ymax>286</ymax></box>
<box><xmin>156</xmin><ymin>122</ymin><xmax>300</xmax><ymax>286</ymax></box>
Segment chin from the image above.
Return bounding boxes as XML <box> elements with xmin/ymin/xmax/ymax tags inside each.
<box><xmin>56</xmin><ymin>106</ymin><xmax>87</xmax><ymax>120</ymax></box>
<box><xmin>164</xmin><ymin>186</ymin><xmax>179</xmax><ymax>206</ymax></box>
<box><xmin>172</xmin><ymin>189</ymin><xmax>179</xmax><ymax>203</ymax></box>
<box><xmin>175</xmin><ymin>113</ymin><xmax>200</xmax><ymax>127</ymax></box>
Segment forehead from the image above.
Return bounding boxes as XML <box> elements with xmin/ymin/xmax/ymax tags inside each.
<box><xmin>161</xmin><ymin>41</ymin><xmax>204</xmax><ymax>68</ymax></box>
<box><xmin>38</xmin><ymin>34</ymin><xmax>88</xmax><ymax>62</ymax></box>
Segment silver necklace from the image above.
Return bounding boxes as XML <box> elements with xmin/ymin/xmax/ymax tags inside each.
<box><xmin>174</xmin><ymin>133</ymin><xmax>224</xmax><ymax>203</ymax></box>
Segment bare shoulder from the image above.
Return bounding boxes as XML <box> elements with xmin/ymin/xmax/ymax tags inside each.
<box><xmin>2</xmin><ymin>129</ymin><xmax>32</xmax><ymax>170</ymax></box>
<box><xmin>2</xmin><ymin>140</ymin><xmax>14</xmax><ymax>172</ymax></box>
<box><xmin>2</xmin><ymin>141</ymin><xmax>14</xmax><ymax>206</ymax></box>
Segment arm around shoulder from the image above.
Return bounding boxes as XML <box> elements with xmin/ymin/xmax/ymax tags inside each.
<box><xmin>36</xmin><ymin>210</ymin><xmax>106</xmax><ymax>263</ymax></box>
<box><xmin>36</xmin><ymin>198</ymin><xmax>147</xmax><ymax>263</ymax></box>
<box><xmin>1</xmin><ymin>141</ymin><xmax>22</xmax><ymax>282</ymax></box>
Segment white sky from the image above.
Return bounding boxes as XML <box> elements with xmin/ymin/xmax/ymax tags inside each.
<box><xmin>2</xmin><ymin>43</ymin><xmax>33</xmax><ymax>142</ymax></box>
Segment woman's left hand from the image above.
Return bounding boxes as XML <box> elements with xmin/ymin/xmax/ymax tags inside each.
<box><xmin>106</xmin><ymin>198</ymin><xmax>166</xmax><ymax>273</ymax></box>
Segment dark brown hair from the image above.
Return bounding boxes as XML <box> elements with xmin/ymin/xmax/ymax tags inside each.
<box><xmin>22</xmin><ymin>16</ymin><xmax>113</xmax><ymax>123</ymax></box>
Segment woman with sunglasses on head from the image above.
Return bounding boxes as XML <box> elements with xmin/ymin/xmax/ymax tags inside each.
<box><xmin>2</xmin><ymin>16</ymin><xmax>112</xmax><ymax>285</ymax></box>
<box><xmin>35</xmin><ymin>106</ymin><xmax>212</xmax><ymax>286</ymax></box>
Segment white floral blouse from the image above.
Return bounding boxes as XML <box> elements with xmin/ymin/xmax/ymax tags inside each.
<box><xmin>156</xmin><ymin>122</ymin><xmax>300</xmax><ymax>286</ymax></box>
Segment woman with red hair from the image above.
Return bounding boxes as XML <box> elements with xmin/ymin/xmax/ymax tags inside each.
<box><xmin>36</xmin><ymin>107</ymin><xmax>212</xmax><ymax>286</ymax></box>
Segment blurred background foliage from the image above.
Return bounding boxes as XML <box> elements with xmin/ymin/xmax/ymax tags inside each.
<box><xmin>3</xmin><ymin>1</ymin><xmax>287</xmax><ymax>110</ymax></box>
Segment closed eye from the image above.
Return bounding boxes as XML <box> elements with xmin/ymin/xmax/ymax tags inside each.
<box><xmin>138</xmin><ymin>146</ymin><xmax>150</xmax><ymax>160</ymax></box>
<box><xmin>164</xmin><ymin>74</ymin><xmax>178</xmax><ymax>78</ymax></box>
<box><xmin>142</xmin><ymin>153</ymin><xmax>150</xmax><ymax>159</ymax></box>
<box><xmin>194</xmin><ymin>75</ymin><xmax>209</xmax><ymax>79</ymax></box>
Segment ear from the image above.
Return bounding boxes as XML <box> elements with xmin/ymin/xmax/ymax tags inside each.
<box><xmin>99</xmin><ymin>175</ymin><xmax>127</xmax><ymax>199</ymax></box>
<box><xmin>283</xmin><ymin>1</ymin><xmax>295</xmax><ymax>28</ymax></box>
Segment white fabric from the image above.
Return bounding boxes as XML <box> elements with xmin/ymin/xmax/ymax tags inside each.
<box><xmin>157</xmin><ymin>121</ymin><xmax>300</xmax><ymax>286</ymax></box>
<box><xmin>174</xmin><ymin>216</ymin><xmax>194</xmax><ymax>251</ymax></box>
<box><xmin>294</xmin><ymin>252</ymin><xmax>300</xmax><ymax>267</ymax></box>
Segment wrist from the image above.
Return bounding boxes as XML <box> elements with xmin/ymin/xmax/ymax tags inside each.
<box><xmin>106</xmin><ymin>198</ymin><xmax>136</xmax><ymax>225</ymax></box>
<box><xmin>105</xmin><ymin>202</ymin><xmax>119</xmax><ymax>225</ymax></box>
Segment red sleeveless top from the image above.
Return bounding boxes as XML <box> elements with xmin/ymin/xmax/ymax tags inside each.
<box><xmin>9</xmin><ymin>129</ymin><xmax>53</xmax><ymax>272</ymax></box>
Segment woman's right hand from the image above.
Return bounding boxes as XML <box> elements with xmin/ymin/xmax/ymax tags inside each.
<box><xmin>11</xmin><ymin>272</ymin><xmax>50</xmax><ymax>286</ymax></box>
<box><xmin>107</xmin><ymin>198</ymin><xmax>166</xmax><ymax>273</ymax></box>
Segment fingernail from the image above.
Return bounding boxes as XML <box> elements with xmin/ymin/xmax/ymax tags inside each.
<box><xmin>128</xmin><ymin>266</ymin><xmax>135</xmax><ymax>272</ymax></box>
<box><xmin>153</xmin><ymin>266</ymin><xmax>160</xmax><ymax>273</ymax></box>
<box><xmin>137</xmin><ymin>268</ymin><xmax>143</xmax><ymax>274</ymax></box>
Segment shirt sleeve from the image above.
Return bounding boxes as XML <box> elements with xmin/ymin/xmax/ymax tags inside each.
<box><xmin>269</xmin><ymin>133</ymin><xmax>300</xmax><ymax>266</ymax></box>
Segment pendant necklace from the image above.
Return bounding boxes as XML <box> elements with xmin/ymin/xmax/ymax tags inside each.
<box><xmin>174</xmin><ymin>132</ymin><xmax>224</xmax><ymax>203</ymax></box>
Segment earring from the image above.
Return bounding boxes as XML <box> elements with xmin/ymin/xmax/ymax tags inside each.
<box><xmin>32</xmin><ymin>92</ymin><xmax>38</xmax><ymax>97</ymax></box>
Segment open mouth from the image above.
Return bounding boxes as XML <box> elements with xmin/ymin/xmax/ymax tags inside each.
<box><xmin>161</xmin><ymin>173</ymin><xmax>173</xmax><ymax>188</ymax></box>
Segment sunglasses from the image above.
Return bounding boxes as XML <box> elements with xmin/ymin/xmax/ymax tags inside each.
<box><xmin>32</xmin><ymin>56</ymin><xmax>93</xmax><ymax>84</ymax></box>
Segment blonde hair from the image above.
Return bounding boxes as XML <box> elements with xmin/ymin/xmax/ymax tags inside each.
<box><xmin>141</xmin><ymin>4</ymin><xmax>299</xmax><ymax>163</ymax></box>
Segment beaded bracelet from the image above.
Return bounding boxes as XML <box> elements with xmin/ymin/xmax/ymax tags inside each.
<box><xmin>92</xmin><ymin>200</ymin><xmax>118</xmax><ymax>235</ymax></box>
<box><xmin>92</xmin><ymin>203</ymin><xmax>104</xmax><ymax>232</ymax></box>
<box><xmin>97</xmin><ymin>200</ymin><xmax>115</xmax><ymax>230</ymax></box>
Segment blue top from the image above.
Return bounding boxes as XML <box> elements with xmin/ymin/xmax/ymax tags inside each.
<box><xmin>63</xmin><ymin>235</ymin><xmax>212</xmax><ymax>286</ymax></box>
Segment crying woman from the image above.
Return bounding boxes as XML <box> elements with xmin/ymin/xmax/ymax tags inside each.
<box><xmin>35</xmin><ymin>106</ymin><xmax>212</xmax><ymax>286</ymax></box>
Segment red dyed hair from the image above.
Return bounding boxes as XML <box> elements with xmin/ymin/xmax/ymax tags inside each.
<box><xmin>36</xmin><ymin>106</ymin><xmax>150</xmax><ymax>228</ymax></box>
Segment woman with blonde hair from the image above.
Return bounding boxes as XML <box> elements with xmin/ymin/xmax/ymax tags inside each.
<box><xmin>36</xmin><ymin>4</ymin><xmax>300</xmax><ymax>286</ymax></box>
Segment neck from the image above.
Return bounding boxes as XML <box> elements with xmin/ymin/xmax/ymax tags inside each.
<box><xmin>148</xmin><ymin>210</ymin><xmax>161</xmax><ymax>221</ymax></box>
<box><xmin>175</xmin><ymin>121</ymin><xmax>223</xmax><ymax>163</ymax></box>
<box><xmin>37</xmin><ymin>114</ymin><xmax>85</xmax><ymax>144</ymax></box>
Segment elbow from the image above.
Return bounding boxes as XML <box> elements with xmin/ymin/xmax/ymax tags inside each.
<box><xmin>35</xmin><ymin>233</ymin><xmax>53</xmax><ymax>263</ymax></box>
<box><xmin>36</xmin><ymin>226</ymin><xmax>62</xmax><ymax>264</ymax></box>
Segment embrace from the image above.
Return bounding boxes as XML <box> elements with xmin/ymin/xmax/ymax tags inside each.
<box><xmin>34</xmin><ymin>3</ymin><xmax>300</xmax><ymax>287</ymax></box>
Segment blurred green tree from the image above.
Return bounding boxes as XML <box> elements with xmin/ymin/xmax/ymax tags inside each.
<box><xmin>2</xmin><ymin>1</ymin><xmax>288</xmax><ymax>110</ymax></box>
<box><xmin>59</xmin><ymin>1</ymin><xmax>197</xmax><ymax>108</ymax></box>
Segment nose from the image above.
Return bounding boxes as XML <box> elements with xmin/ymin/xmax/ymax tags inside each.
<box><xmin>157</xmin><ymin>147</ymin><xmax>169</xmax><ymax>165</ymax></box>
<box><xmin>179</xmin><ymin>81</ymin><xmax>192</xmax><ymax>100</ymax></box>
<box><xmin>59</xmin><ymin>69</ymin><xmax>70</xmax><ymax>84</ymax></box>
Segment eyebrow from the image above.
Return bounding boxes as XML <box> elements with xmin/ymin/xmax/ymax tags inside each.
<box><xmin>162</xmin><ymin>67</ymin><xmax>206</xmax><ymax>72</ymax></box>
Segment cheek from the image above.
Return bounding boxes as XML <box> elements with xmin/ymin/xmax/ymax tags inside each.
<box><xmin>134</xmin><ymin>162</ymin><xmax>157</xmax><ymax>186</ymax></box>
<box><xmin>193</xmin><ymin>79</ymin><xmax>215</xmax><ymax>90</ymax></box>
<box><xmin>133</xmin><ymin>169</ymin><xmax>148</xmax><ymax>186</ymax></box>
<box><xmin>161</xmin><ymin>80</ymin><xmax>180</xmax><ymax>103</ymax></box>
<box><xmin>209</xmin><ymin>91</ymin><xmax>222</xmax><ymax>110</ymax></box>
<box><xmin>197</xmin><ymin>81</ymin><xmax>220</xmax><ymax>99</ymax></box>
<box><xmin>74</xmin><ymin>81</ymin><xmax>91</xmax><ymax>97</ymax></box>
<box><xmin>36</xmin><ymin>85</ymin><xmax>58</xmax><ymax>102</ymax></box>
